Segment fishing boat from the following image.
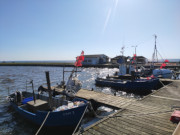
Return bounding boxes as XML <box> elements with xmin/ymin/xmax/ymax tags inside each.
<box><xmin>8</xmin><ymin>91</ymin><xmax>88</xmax><ymax>128</ymax></box>
<box><xmin>95</xmin><ymin>47</ymin><xmax>159</xmax><ymax>94</ymax></box>
<box><xmin>95</xmin><ymin>61</ymin><xmax>159</xmax><ymax>94</ymax></box>
<box><xmin>150</xmin><ymin>35</ymin><xmax>173</xmax><ymax>79</ymax></box>
<box><xmin>153</xmin><ymin>68</ymin><xmax>173</xmax><ymax>79</ymax></box>
<box><xmin>7</xmin><ymin>51</ymin><xmax>88</xmax><ymax>133</ymax></box>
<box><xmin>95</xmin><ymin>77</ymin><xmax>159</xmax><ymax>94</ymax></box>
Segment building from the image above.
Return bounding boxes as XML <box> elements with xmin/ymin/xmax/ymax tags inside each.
<box><xmin>82</xmin><ymin>54</ymin><xmax>109</xmax><ymax>65</ymax></box>
<box><xmin>136</xmin><ymin>56</ymin><xmax>148</xmax><ymax>64</ymax></box>
<box><xmin>111</xmin><ymin>55</ymin><xmax>147</xmax><ymax>64</ymax></box>
<box><xmin>111</xmin><ymin>56</ymin><xmax>129</xmax><ymax>64</ymax></box>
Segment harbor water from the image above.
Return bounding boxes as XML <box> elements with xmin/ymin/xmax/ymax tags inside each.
<box><xmin>0</xmin><ymin>66</ymin><xmax>117</xmax><ymax>135</ymax></box>
<box><xmin>0</xmin><ymin>66</ymin><xmax>177</xmax><ymax>135</ymax></box>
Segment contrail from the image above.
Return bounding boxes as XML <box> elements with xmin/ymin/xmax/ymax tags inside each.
<box><xmin>102</xmin><ymin>0</ymin><xmax>119</xmax><ymax>34</ymax></box>
<box><xmin>102</xmin><ymin>7</ymin><xmax>112</xmax><ymax>34</ymax></box>
<box><xmin>114</xmin><ymin>0</ymin><xmax>119</xmax><ymax>12</ymax></box>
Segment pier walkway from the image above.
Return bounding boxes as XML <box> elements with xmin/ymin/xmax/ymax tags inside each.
<box><xmin>76</xmin><ymin>89</ymin><xmax>135</xmax><ymax>109</ymax></box>
<box><xmin>75</xmin><ymin>80</ymin><xmax>180</xmax><ymax>135</ymax></box>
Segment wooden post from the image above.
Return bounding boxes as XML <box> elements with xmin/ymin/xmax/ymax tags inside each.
<box><xmin>8</xmin><ymin>87</ymin><xmax>10</xmax><ymax>95</ymax></box>
<box><xmin>45</xmin><ymin>71</ymin><xmax>52</xmax><ymax>109</ymax></box>
<box><xmin>75</xmin><ymin>67</ymin><xmax>77</xmax><ymax>77</ymax></box>
<box><xmin>26</xmin><ymin>80</ymin><xmax>27</xmax><ymax>92</ymax></box>
<box><xmin>63</xmin><ymin>67</ymin><xmax>65</xmax><ymax>83</ymax></box>
<box><xmin>31</xmin><ymin>80</ymin><xmax>36</xmax><ymax>104</ymax></box>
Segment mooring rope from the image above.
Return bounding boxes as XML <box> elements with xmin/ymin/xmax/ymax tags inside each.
<box><xmin>35</xmin><ymin>111</ymin><xmax>50</xmax><ymax>135</ymax></box>
<box><xmin>159</xmin><ymin>79</ymin><xmax>165</xmax><ymax>87</ymax></box>
<box><xmin>88</xmin><ymin>101</ymin><xmax>106</xmax><ymax>119</ymax></box>
<box><xmin>72</xmin><ymin>105</ymin><xmax>88</xmax><ymax>135</ymax></box>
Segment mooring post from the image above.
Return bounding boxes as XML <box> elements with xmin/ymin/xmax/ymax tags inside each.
<box><xmin>8</xmin><ymin>87</ymin><xmax>10</xmax><ymax>95</ymax></box>
<box><xmin>63</xmin><ymin>67</ymin><xmax>65</xmax><ymax>83</ymax></box>
<box><xmin>45</xmin><ymin>71</ymin><xmax>52</xmax><ymax>109</ymax></box>
<box><xmin>31</xmin><ymin>80</ymin><xmax>36</xmax><ymax>104</ymax></box>
<box><xmin>26</xmin><ymin>80</ymin><xmax>27</xmax><ymax>92</ymax></box>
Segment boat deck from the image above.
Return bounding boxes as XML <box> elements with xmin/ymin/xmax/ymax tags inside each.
<box><xmin>75</xmin><ymin>79</ymin><xmax>180</xmax><ymax>135</ymax></box>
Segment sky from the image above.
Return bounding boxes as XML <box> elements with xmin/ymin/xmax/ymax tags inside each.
<box><xmin>0</xmin><ymin>0</ymin><xmax>180</xmax><ymax>61</ymax></box>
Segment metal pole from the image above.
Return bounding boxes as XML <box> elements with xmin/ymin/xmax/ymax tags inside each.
<box><xmin>45</xmin><ymin>71</ymin><xmax>52</xmax><ymax>109</ymax></box>
<box><xmin>152</xmin><ymin>35</ymin><xmax>157</xmax><ymax>68</ymax></box>
<box><xmin>132</xmin><ymin>45</ymin><xmax>138</xmax><ymax>71</ymax></box>
<box><xmin>155</xmin><ymin>35</ymin><xmax>158</xmax><ymax>62</ymax></box>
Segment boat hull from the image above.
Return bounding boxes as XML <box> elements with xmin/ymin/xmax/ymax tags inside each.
<box><xmin>95</xmin><ymin>78</ymin><xmax>159</xmax><ymax>94</ymax></box>
<box><xmin>10</xmin><ymin>98</ymin><xmax>87</xmax><ymax>128</ymax></box>
<box><xmin>153</xmin><ymin>69</ymin><xmax>173</xmax><ymax>79</ymax></box>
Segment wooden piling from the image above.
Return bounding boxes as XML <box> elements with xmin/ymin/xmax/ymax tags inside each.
<box><xmin>45</xmin><ymin>71</ymin><xmax>52</xmax><ymax>109</ymax></box>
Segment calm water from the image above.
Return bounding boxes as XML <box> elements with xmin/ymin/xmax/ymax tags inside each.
<box><xmin>0</xmin><ymin>66</ymin><xmax>140</xmax><ymax>135</ymax></box>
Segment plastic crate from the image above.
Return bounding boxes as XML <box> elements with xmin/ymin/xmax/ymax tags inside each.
<box><xmin>170</xmin><ymin>110</ymin><xmax>180</xmax><ymax>123</ymax></box>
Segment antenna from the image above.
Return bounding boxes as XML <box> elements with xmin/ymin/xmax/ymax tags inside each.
<box><xmin>120</xmin><ymin>46</ymin><xmax>125</xmax><ymax>56</ymax></box>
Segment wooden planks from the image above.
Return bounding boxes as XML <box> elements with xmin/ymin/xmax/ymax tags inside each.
<box><xmin>76</xmin><ymin>89</ymin><xmax>135</xmax><ymax>109</ymax></box>
<box><xmin>76</xmin><ymin>80</ymin><xmax>180</xmax><ymax>135</ymax></box>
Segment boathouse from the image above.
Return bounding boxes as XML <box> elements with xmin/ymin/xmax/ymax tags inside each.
<box><xmin>82</xmin><ymin>54</ymin><xmax>109</xmax><ymax>65</ymax></box>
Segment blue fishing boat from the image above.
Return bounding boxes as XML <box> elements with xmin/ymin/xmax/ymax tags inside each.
<box><xmin>95</xmin><ymin>77</ymin><xmax>159</xmax><ymax>94</ymax></box>
<box><xmin>7</xmin><ymin>51</ymin><xmax>87</xmax><ymax>134</ymax></box>
<box><xmin>95</xmin><ymin>50</ymin><xmax>159</xmax><ymax>94</ymax></box>
<box><xmin>8</xmin><ymin>91</ymin><xmax>88</xmax><ymax>128</ymax></box>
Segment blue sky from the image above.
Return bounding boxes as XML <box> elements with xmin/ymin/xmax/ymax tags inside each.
<box><xmin>0</xmin><ymin>0</ymin><xmax>180</xmax><ymax>61</ymax></box>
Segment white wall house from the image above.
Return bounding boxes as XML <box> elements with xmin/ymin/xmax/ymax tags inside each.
<box><xmin>82</xmin><ymin>54</ymin><xmax>109</xmax><ymax>65</ymax></box>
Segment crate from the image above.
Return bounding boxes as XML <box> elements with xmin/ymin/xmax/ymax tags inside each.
<box><xmin>27</xmin><ymin>99</ymin><xmax>49</xmax><ymax>113</ymax></box>
<box><xmin>170</xmin><ymin>110</ymin><xmax>180</xmax><ymax>123</ymax></box>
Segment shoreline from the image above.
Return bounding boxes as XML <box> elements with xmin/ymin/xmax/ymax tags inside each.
<box><xmin>0</xmin><ymin>62</ymin><xmax>119</xmax><ymax>68</ymax></box>
<box><xmin>0</xmin><ymin>62</ymin><xmax>179</xmax><ymax>69</ymax></box>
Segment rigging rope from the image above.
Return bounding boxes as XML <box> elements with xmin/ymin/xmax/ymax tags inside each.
<box><xmin>35</xmin><ymin>111</ymin><xmax>50</xmax><ymax>135</ymax></box>
<box><xmin>157</xmin><ymin>50</ymin><xmax>164</xmax><ymax>61</ymax></box>
<box><xmin>72</xmin><ymin>105</ymin><xmax>88</xmax><ymax>135</ymax></box>
<box><xmin>159</xmin><ymin>79</ymin><xmax>166</xmax><ymax>87</ymax></box>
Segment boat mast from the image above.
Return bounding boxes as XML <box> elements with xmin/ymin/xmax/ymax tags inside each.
<box><xmin>152</xmin><ymin>35</ymin><xmax>158</xmax><ymax>68</ymax></box>
<box><xmin>132</xmin><ymin>45</ymin><xmax>137</xmax><ymax>56</ymax></box>
<box><xmin>132</xmin><ymin>45</ymin><xmax>138</xmax><ymax>71</ymax></box>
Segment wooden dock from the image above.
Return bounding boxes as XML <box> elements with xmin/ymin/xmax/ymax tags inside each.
<box><xmin>76</xmin><ymin>89</ymin><xmax>135</xmax><ymax>109</ymax></box>
<box><xmin>75</xmin><ymin>80</ymin><xmax>180</xmax><ymax>135</ymax></box>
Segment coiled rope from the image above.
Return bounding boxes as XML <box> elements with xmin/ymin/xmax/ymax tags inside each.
<box><xmin>35</xmin><ymin>111</ymin><xmax>50</xmax><ymax>135</ymax></box>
